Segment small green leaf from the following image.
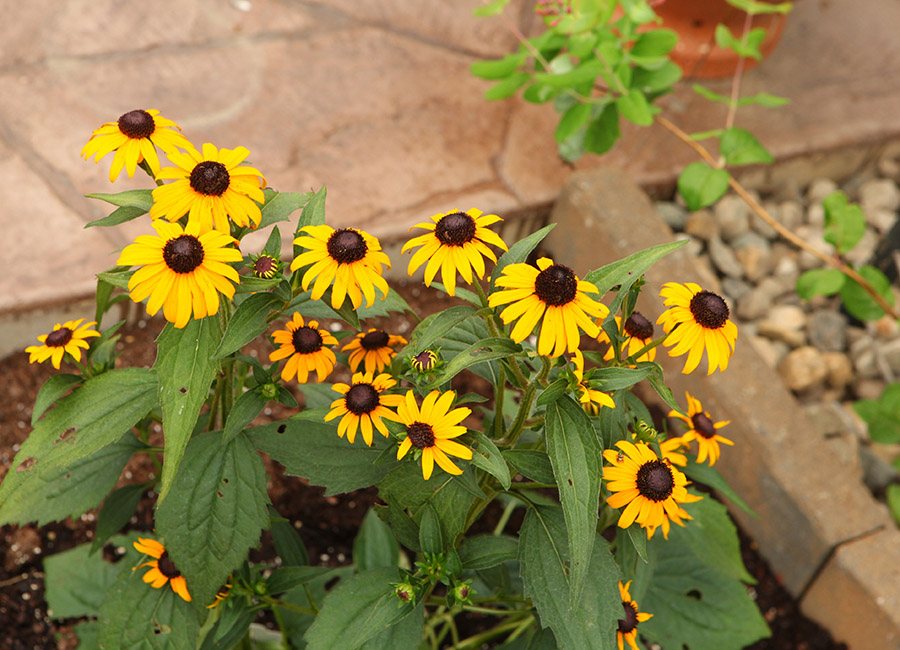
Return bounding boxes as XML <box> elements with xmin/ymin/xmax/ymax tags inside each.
<box><xmin>31</xmin><ymin>374</ymin><xmax>81</xmax><ymax>425</ymax></box>
<box><xmin>419</xmin><ymin>503</ymin><xmax>445</xmax><ymax>554</ymax></box>
<box><xmin>91</xmin><ymin>483</ymin><xmax>147</xmax><ymax>553</ymax></box>
<box><xmin>491</xmin><ymin>224</ymin><xmax>556</xmax><ymax>285</ymax></box>
<box><xmin>625</xmin><ymin>524</ymin><xmax>648</xmax><ymax>564</ymax></box>
<box><xmin>887</xmin><ymin>484</ymin><xmax>900</xmax><ymax>526</ymax></box>
<box><xmin>467</xmin><ymin>430</ymin><xmax>511</xmax><ymax>490</ymax></box>
<box><xmin>715</xmin><ymin>25</ymin><xmax>766</xmax><ymax>60</ymax></box>
<box><xmin>823</xmin><ymin>191</ymin><xmax>866</xmax><ymax>254</ymax></box>
<box><xmin>223</xmin><ymin>388</ymin><xmax>269</xmax><ymax>443</ymax></box>
<box><xmin>295</xmin><ymin>185</ymin><xmax>327</xmax><ymax>232</ymax></box>
<box><xmin>267</xmin><ymin>566</ymin><xmax>333</xmax><ymax>596</ymax></box>
<box><xmin>678</xmin><ymin>162</ymin><xmax>730</xmax><ymax>211</ymax></box>
<box><xmin>535</xmin><ymin>60</ymin><xmax>605</xmax><ymax>88</ymax></box>
<box><xmin>692</xmin><ymin>83</ymin><xmax>731</xmax><ymax>104</ymax></box>
<box><xmin>737</xmin><ymin>92</ymin><xmax>790</xmax><ymax>107</ymax></box>
<box><xmin>720</xmin><ymin>127</ymin><xmax>774</xmax><ymax>166</ymax></box>
<box><xmin>85</xmin><ymin>204</ymin><xmax>147</xmax><ymax>228</ymax></box>
<box><xmin>420</xmin><ymin>338</ymin><xmax>521</xmax><ymax>390</ymax></box>
<box><xmin>485</xmin><ymin>72</ymin><xmax>531</xmax><ymax>100</ymax></box>
<box><xmin>555</xmin><ymin>102</ymin><xmax>593</xmax><ymax>143</ymax></box>
<box><xmin>271</xmin><ymin>509</ymin><xmax>311</xmax><ymax>566</ymax></box>
<box><xmin>357</xmin><ymin>288</ymin><xmax>414</xmax><ymax>320</ymax></box>
<box><xmin>458</xmin><ymin>534</ymin><xmax>518</xmax><ymax>570</ymax></box>
<box><xmin>85</xmin><ymin>189</ymin><xmax>154</xmax><ymax>210</ymax></box>
<box><xmin>353</xmin><ymin>507</ymin><xmax>400</xmax><ymax>571</ymax></box>
<box><xmin>853</xmin><ymin>384</ymin><xmax>900</xmax><ymax>444</ymax></box>
<box><xmin>616</xmin><ymin>89</ymin><xmax>654</xmax><ymax>126</ymax></box>
<box><xmin>796</xmin><ymin>268</ymin><xmax>846</xmax><ymax>300</ymax></box>
<box><xmin>96</xmin><ymin>268</ymin><xmax>136</xmax><ymax>290</ymax></box>
<box><xmin>215</xmin><ymin>292</ymin><xmax>283</xmax><ymax>359</ymax></box>
<box><xmin>725</xmin><ymin>0</ymin><xmax>793</xmax><ymax>15</ymax></box>
<box><xmin>632</xmin><ymin>61</ymin><xmax>682</xmax><ymax>94</ymax></box>
<box><xmin>502</xmin><ymin>449</ymin><xmax>555</xmax><ymax>484</ymax></box>
<box><xmin>585</xmin><ymin>239</ymin><xmax>688</xmax><ymax>297</ymax></box>
<box><xmin>471</xmin><ymin>53</ymin><xmax>527</xmax><ymax>80</ymax></box>
<box><xmin>537</xmin><ymin>377</ymin><xmax>568</xmax><ymax>407</ymax></box>
<box><xmin>590</xmin><ymin>364</ymin><xmax>655</xmax><ymax>391</ymax></box>
<box><xmin>839</xmin><ymin>265</ymin><xmax>895</xmax><ymax>322</ymax></box>
<box><xmin>630</xmin><ymin>29</ymin><xmax>678</xmax><ymax>60</ymax></box>
<box><xmin>258</xmin><ymin>190</ymin><xmax>313</xmax><ymax>230</ymax></box>
<box><xmin>583</xmin><ymin>103</ymin><xmax>620</xmax><ymax>156</ymax></box>
<box><xmin>198</xmin><ymin>600</ymin><xmax>256</xmax><ymax>650</ymax></box>
<box><xmin>473</xmin><ymin>0</ymin><xmax>511</xmax><ymax>17</ymax></box>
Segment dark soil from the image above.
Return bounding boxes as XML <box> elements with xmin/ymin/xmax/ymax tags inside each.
<box><xmin>0</xmin><ymin>281</ymin><xmax>846</xmax><ymax>649</ymax></box>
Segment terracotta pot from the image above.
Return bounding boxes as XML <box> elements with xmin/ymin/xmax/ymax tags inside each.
<box><xmin>654</xmin><ymin>0</ymin><xmax>789</xmax><ymax>79</ymax></box>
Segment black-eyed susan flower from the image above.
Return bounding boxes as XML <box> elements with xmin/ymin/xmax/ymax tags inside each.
<box><xmin>342</xmin><ymin>328</ymin><xmax>407</xmax><ymax>374</ymax></box>
<box><xmin>658</xmin><ymin>436</ymin><xmax>688</xmax><ymax>467</ymax></box>
<box><xmin>81</xmin><ymin>109</ymin><xmax>193</xmax><ymax>182</ymax></box>
<box><xmin>133</xmin><ymin>538</ymin><xmax>191</xmax><ymax>602</ymax></box>
<box><xmin>411</xmin><ymin>350</ymin><xmax>439</xmax><ymax>373</ymax></box>
<box><xmin>401</xmin><ymin>208</ymin><xmax>508</xmax><ymax>296</ymax></box>
<box><xmin>599</xmin><ymin>312</ymin><xmax>657</xmax><ymax>364</ymax></box>
<box><xmin>150</xmin><ymin>143</ymin><xmax>267</xmax><ymax>233</ymax></box>
<box><xmin>669</xmin><ymin>391</ymin><xmax>734</xmax><ymax>466</ymax></box>
<box><xmin>488</xmin><ymin>257</ymin><xmax>605</xmax><ymax>358</ymax></box>
<box><xmin>572</xmin><ymin>350</ymin><xmax>615</xmax><ymax>415</ymax></box>
<box><xmin>207</xmin><ymin>582</ymin><xmax>231</xmax><ymax>609</ymax></box>
<box><xmin>268</xmin><ymin>313</ymin><xmax>338</xmax><ymax>383</ymax></box>
<box><xmin>396</xmin><ymin>390</ymin><xmax>473</xmax><ymax>480</ymax></box>
<box><xmin>249</xmin><ymin>251</ymin><xmax>280</xmax><ymax>279</ymax></box>
<box><xmin>290</xmin><ymin>226</ymin><xmax>390</xmax><ymax>310</ymax></box>
<box><xmin>603</xmin><ymin>440</ymin><xmax>701</xmax><ymax>539</ymax></box>
<box><xmin>25</xmin><ymin>319</ymin><xmax>100</xmax><ymax>370</ymax></box>
<box><xmin>616</xmin><ymin>580</ymin><xmax>653</xmax><ymax>650</ymax></box>
<box><xmin>324</xmin><ymin>372</ymin><xmax>405</xmax><ymax>446</ymax></box>
<box><xmin>657</xmin><ymin>282</ymin><xmax>737</xmax><ymax>375</ymax></box>
<box><xmin>117</xmin><ymin>220</ymin><xmax>242</xmax><ymax>329</ymax></box>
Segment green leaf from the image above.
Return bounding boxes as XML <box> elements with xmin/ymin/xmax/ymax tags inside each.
<box><xmin>303</xmin><ymin>567</ymin><xmax>415</xmax><ymax>650</ymax></box>
<box><xmin>96</xmin><ymin>268</ymin><xmax>136</xmax><ymax>290</ymax></box>
<box><xmin>198</xmin><ymin>600</ymin><xmax>256</xmax><ymax>650</ymax></box>
<box><xmin>692</xmin><ymin>83</ymin><xmax>731</xmax><ymax>104</ymax></box>
<box><xmin>625</xmin><ymin>525</ymin><xmax>648</xmax><ymax>564</ymax></box>
<box><xmin>215</xmin><ymin>292</ymin><xmax>283</xmax><ymax>359</ymax></box>
<box><xmin>357</xmin><ymin>288</ymin><xmax>414</xmax><ymax>320</ymax></box>
<box><xmin>85</xmin><ymin>189</ymin><xmax>154</xmax><ymax>210</ymax></box>
<box><xmin>682</xmin><ymin>456</ymin><xmax>757</xmax><ymax>517</ymax></box>
<box><xmin>458</xmin><ymin>534</ymin><xmax>518</xmax><ymax>570</ymax></box>
<box><xmin>468</xmin><ymin>430</ymin><xmax>512</xmax><ymax>490</ymax></box>
<box><xmin>419</xmin><ymin>503</ymin><xmax>445</xmax><ymax>554</ymax></box>
<box><xmin>366</xmin><ymin>601</ymin><xmax>425</xmax><ymax>650</ymax></box>
<box><xmin>92</xmin><ymin>483</ymin><xmax>147</xmax><ymax>553</ymax></box>
<box><xmin>725</xmin><ymin>0</ymin><xmax>793</xmax><ymax>15</ymax></box>
<box><xmin>535</xmin><ymin>60</ymin><xmax>605</xmax><ymax>88</ymax></box>
<box><xmin>555</xmin><ymin>102</ymin><xmax>593</xmax><ymax>144</ymax></box>
<box><xmin>420</xmin><ymin>338</ymin><xmax>521</xmax><ymax>390</ymax></box>
<box><xmin>737</xmin><ymin>91</ymin><xmax>790</xmax><ymax>107</ymax></box>
<box><xmin>395</xmin><ymin>305</ymin><xmax>478</xmax><ymax>366</ymax></box>
<box><xmin>249</xmin><ymin>418</ymin><xmax>397</xmax><ymax>495</ymax></box>
<box><xmin>630</xmin><ymin>29</ymin><xmax>678</xmax><ymax>60</ymax></box>
<box><xmin>583</xmin><ymin>103</ymin><xmax>620</xmax><ymax>156</ymax></box>
<box><xmin>887</xmin><ymin>484</ymin><xmax>900</xmax><ymax>526</ymax></box>
<box><xmin>632</xmin><ymin>61</ymin><xmax>682</xmax><ymax>94</ymax></box>
<box><xmin>86</xmin><ymin>204</ymin><xmax>148</xmax><ymax>228</ymax></box>
<box><xmin>537</xmin><ymin>377</ymin><xmax>568</xmax><ymax>407</ymax></box>
<box><xmin>155</xmin><ymin>432</ymin><xmax>270</xmax><ymax>613</ymax></box>
<box><xmin>715</xmin><ymin>25</ymin><xmax>766</xmax><ymax>60</ymax></box>
<box><xmin>473</xmin><ymin>0</ymin><xmax>511</xmax><ymax>17</ymax></box>
<box><xmin>258</xmin><ymin>190</ymin><xmax>313</xmax><ymax>230</ymax></box>
<box><xmin>616</xmin><ymin>89</ymin><xmax>654</xmax><ymax>126</ymax></box>
<box><xmin>31</xmin><ymin>374</ymin><xmax>81</xmax><ymax>425</ymax></box>
<box><xmin>154</xmin><ymin>318</ymin><xmax>222</xmax><ymax>502</ymax></box>
<box><xmin>645</xmin><ymin>365</ymin><xmax>685</xmax><ymax>416</ymax></box>
<box><xmin>354</xmin><ymin>507</ymin><xmax>400</xmax><ymax>571</ymax></box>
<box><xmin>585</xmin><ymin>240</ymin><xmax>688</xmax><ymax>297</ymax></box>
<box><xmin>295</xmin><ymin>185</ymin><xmax>327</xmax><ymax>231</ymax></box>
<box><xmin>853</xmin><ymin>383</ymin><xmax>900</xmax><ymax>444</ymax></box>
<box><xmin>491</xmin><ymin>224</ymin><xmax>556</xmax><ymax>285</ymax></box>
<box><xmin>503</xmin><ymin>449</ymin><xmax>555</xmax><ymax>484</ymax></box>
<box><xmin>98</xmin><ymin>565</ymin><xmax>200</xmax><ymax>650</ymax></box>
<box><xmin>544</xmin><ymin>397</ymin><xmax>602</xmax><ymax>605</ymax></box>
<box><xmin>796</xmin><ymin>268</ymin><xmax>846</xmax><ymax>300</ymax></box>
<box><xmin>223</xmin><ymin>388</ymin><xmax>269</xmax><ymax>443</ymax></box>
<box><xmin>267</xmin><ymin>566</ymin><xmax>333</xmax><ymax>596</ymax></box>
<box><xmin>518</xmin><ymin>505</ymin><xmax>620</xmax><ymax>650</ymax></box>
<box><xmin>485</xmin><ymin>72</ymin><xmax>531</xmax><ymax>100</ymax></box>
<box><xmin>471</xmin><ymin>52</ymin><xmax>527</xmax><ymax>80</ymax></box>
<box><xmin>591</xmin><ymin>364</ymin><xmax>655</xmax><ymax>390</ymax></box>
<box><xmin>839</xmin><ymin>265</ymin><xmax>895</xmax><ymax>321</ymax></box>
<box><xmin>271</xmin><ymin>509</ymin><xmax>311</xmax><ymax>566</ymax></box>
<box><xmin>677</xmin><ymin>162</ymin><xmax>730</xmax><ymax>210</ymax></box>
<box><xmin>823</xmin><ymin>190</ymin><xmax>866</xmax><ymax>254</ymax></box>
<box><xmin>720</xmin><ymin>127</ymin><xmax>774</xmax><ymax>166</ymax></box>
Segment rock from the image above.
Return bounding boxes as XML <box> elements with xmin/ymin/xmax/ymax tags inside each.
<box><xmin>684</xmin><ymin>209</ymin><xmax>718</xmax><ymax>241</ymax></box>
<box><xmin>708</xmin><ymin>236</ymin><xmax>744</xmax><ymax>278</ymax></box>
<box><xmin>850</xmin><ymin>336</ymin><xmax>880</xmax><ymax>379</ymax></box>
<box><xmin>722</xmin><ymin>277</ymin><xmax>753</xmax><ymax>303</ymax></box>
<box><xmin>779</xmin><ymin>200</ymin><xmax>804</xmax><ymax>231</ymax></box>
<box><xmin>675</xmin><ymin>233</ymin><xmax>704</xmax><ymax>257</ymax></box>
<box><xmin>843</xmin><ymin>227</ymin><xmax>879</xmax><ymax>266</ymax></box>
<box><xmin>822</xmin><ymin>351</ymin><xmax>854</xmax><ymax>389</ymax></box>
<box><xmin>736</xmin><ymin>277</ymin><xmax>784</xmax><ymax>321</ymax></box>
<box><xmin>859</xmin><ymin>178</ymin><xmax>900</xmax><ymax>213</ymax></box>
<box><xmin>866</xmin><ymin>208</ymin><xmax>898</xmax><ymax>233</ymax></box>
<box><xmin>778</xmin><ymin>346</ymin><xmax>828</xmax><ymax>392</ymax></box>
<box><xmin>749</xmin><ymin>334</ymin><xmax>788</xmax><ymax>369</ymax></box>
<box><xmin>656</xmin><ymin>201</ymin><xmax>688</xmax><ymax>230</ymax></box>
<box><xmin>732</xmin><ymin>232</ymin><xmax>774</xmax><ymax>283</ymax></box>
<box><xmin>878</xmin><ymin>151</ymin><xmax>900</xmax><ymax>182</ymax></box>
<box><xmin>807</xmin><ymin>178</ymin><xmax>839</xmax><ymax>205</ymax></box>
<box><xmin>714</xmin><ymin>195</ymin><xmax>750</xmax><ymax>241</ymax></box>
<box><xmin>853</xmin><ymin>378</ymin><xmax>886</xmax><ymax>401</ymax></box>
<box><xmin>878</xmin><ymin>337</ymin><xmax>900</xmax><ymax>375</ymax></box>
<box><xmin>807</xmin><ymin>310</ymin><xmax>848</xmax><ymax>352</ymax></box>
<box><xmin>807</xmin><ymin>204</ymin><xmax>825</xmax><ymax>228</ymax></box>
<box><xmin>751</xmin><ymin>201</ymin><xmax>781</xmax><ymax>239</ymax></box>
<box><xmin>859</xmin><ymin>445</ymin><xmax>900</xmax><ymax>492</ymax></box>
<box><xmin>803</xmin><ymin>401</ymin><xmax>852</xmax><ymax>436</ymax></box>
<box><xmin>873</xmin><ymin>314</ymin><xmax>900</xmax><ymax>339</ymax></box>
<box><xmin>772</xmin><ymin>254</ymin><xmax>800</xmax><ymax>290</ymax></box>
<box><xmin>795</xmin><ymin>225</ymin><xmax>834</xmax><ymax>270</ymax></box>
<box><xmin>756</xmin><ymin>304</ymin><xmax>807</xmax><ymax>346</ymax></box>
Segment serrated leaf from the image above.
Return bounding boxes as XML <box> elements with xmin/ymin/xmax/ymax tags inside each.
<box><xmin>86</xmin><ymin>204</ymin><xmax>147</xmax><ymax>228</ymax></box>
<box><xmin>92</xmin><ymin>483</ymin><xmax>148</xmax><ymax>553</ymax></box>
<box><xmin>85</xmin><ymin>189</ymin><xmax>154</xmax><ymax>210</ymax></box>
<box><xmin>154</xmin><ymin>318</ymin><xmax>222</xmax><ymax>502</ymax></box>
<box><xmin>839</xmin><ymin>265</ymin><xmax>894</xmax><ymax>321</ymax></box>
<box><xmin>258</xmin><ymin>190</ymin><xmax>313</xmax><ymax>230</ymax></box>
<box><xmin>583</xmin><ymin>103</ymin><xmax>620</xmax><ymax>156</ymax></box>
<box><xmin>223</xmin><ymin>388</ymin><xmax>269</xmax><ymax>443</ymax></box>
<box><xmin>394</xmin><ymin>305</ymin><xmax>478</xmax><ymax>366</ymax></box>
<box><xmin>677</xmin><ymin>162</ymin><xmax>730</xmax><ymax>211</ymax></box>
<box><xmin>458</xmin><ymin>534</ymin><xmax>518</xmax><ymax>570</ymax></box>
<box><xmin>32</xmin><ymin>374</ymin><xmax>82</xmax><ymax>425</ymax></box>
<box><xmin>215</xmin><ymin>292</ymin><xmax>283</xmax><ymax>359</ymax></box>
<box><xmin>720</xmin><ymin>127</ymin><xmax>774</xmax><ymax>166</ymax></box>
<box><xmin>353</xmin><ymin>507</ymin><xmax>399</xmax><ymax>571</ymax></box>
<box><xmin>156</xmin><ymin>432</ymin><xmax>270</xmax><ymax>614</ymax></box>
<box><xmin>796</xmin><ymin>268</ymin><xmax>846</xmax><ymax>300</ymax></box>
<box><xmin>303</xmin><ymin>567</ymin><xmax>415</xmax><ymax>650</ymax></box>
<box><xmin>249</xmin><ymin>418</ymin><xmax>396</xmax><ymax>495</ymax></box>
<box><xmin>491</xmin><ymin>224</ymin><xmax>556</xmax><ymax>285</ymax></box>
<box><xmin>823</xmin><ymin>191</ymin><xmax>866</xmax><ymax>254</ymax></box>
<box><xmin>616</xmin><ymin>89</ymin><xmax>654</xmax><ymax>126</ymax></box>
<box><xmin>544</xmin><ymin>397</ymin><xmax>602</xmax><ymax>604</ymax></box>
<box><xmin>502</xmin><ymin>449</ymin><xmax>555</xmax><ymax>484</ymax></box>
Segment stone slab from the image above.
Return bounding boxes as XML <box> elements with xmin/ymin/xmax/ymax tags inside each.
<box><xmin>548</xmin><ymin>167</ymin><xmax>892</xmax><ymax>599</ymax></box>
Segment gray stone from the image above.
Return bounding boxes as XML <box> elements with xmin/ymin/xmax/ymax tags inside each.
<box><xmin>796</xmin><ymin>225</ymin><xmax>835</xmax><ymax>270</ymax></box>
<box><xmin>807</xmin><ymin>178</ymin><xmax>839</xmax><ymax>205</ymax></box>
<box><xmin>778</xmin><ymin>346</ymin><xmax>829</xmax><ymax>392</ymax></box>
<box><xmin>675</xmin><ymin>233</ymin><xmax>704</xmax><ymax>257</ymax></box>
<box><xmin>859</xmin><ymin>445</ymin><xmax>900</xmax><ymax>492</ymax></box>
<box><xmin>807</xmin><ymin>203</ymin><xmax>825</xmax><ymax>228</ymax></box>
<box><xmin>859</xmin><ymin>178</ymin><xmax>900</xmax><ymax>213</ymax></box>
<box><xmin>708</xmin><ymin>236</ymin><xmax>744</xmax><ymax>278</ymax></box>
<box><xmin>772</xmin><ymin>254</ymin><xmax>800</xmax><ymax>290</ymax></box>
<box><xmin>684</xmin><ymin>209</ymin><xmax>718</xmax><ymax>241</ymax></box>
<box><xmin>850</xmin><ymin>336</ymin><xmax>880</xmax><ymax>379</ymax></box>
<box><xmin>823</xmin><ymin>351</ymin><xmax>854</xmax><ymax>389</ymax></box>
<box><xmin>722</xmin><ymin>276</ymin><xmax>753</xmax><ymax>303</ymax></box>
<box><xmin>733</xmin><ymin>231</ymin><xmax>774</xmax><ymax>283</ymax></box>
<box><xmin>807</xmin><ymin>310</ymin><xmax>848</xmax><ymax>351</ymax></box>
<box><xmin>736</xmin><ymin>277</ymin><xmax>784</xmax><ymax>321</ymax></box>
<box><xmin>866</xmin><ymin>208</ymin><xmax>898</xmax><ymax>233</ymax></box>
<box><xmin>779</xmin><ymin>200</ymin><xmax>805</xmax><ymax>231</ymax></box>
<box><xmin>656</xmin><ymin>201</ymin><xmax>688</xmax><ymax>230</ymax></box>
<box><xmin>804</xmin><ymin>401</ymin><xmax>852</xmax><ymax>436</ymax></box>
<box><xmin>751</xmin><ymin>201</ymin><xmax>781</xmax><ymax>239</ymax></box>
<box><xmin>757</xmin><ymin>304</ymin><xmax>807</xmax><ymax>338</ymax></box>
<box><xmin>878</xmin><ymin>337</ymin><xmax>900</xmax><ymax>375</ymax></box>
<box><xmin>843</xmin><ymin>227</ymin><xmax>879</xmax><ymax>266</ymax></box>
<box><xmin>714</xmin><ymin>194</ymin><xmax>751</xmax><ymax>241</ymax></box>
<box><xmin>749</xmin><ymin>335</ymin><xmax>789</xmax><ymax>369</ymax></box>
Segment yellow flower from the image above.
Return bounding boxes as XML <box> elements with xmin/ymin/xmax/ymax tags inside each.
<box><xmin>657</xmin><ymin>282</ymin><xmax>737</xmax><ymax>374</ymax></box>
<box><xmin>25</xmin><ymin>319</ymin><xmax>100</xmax><ymax>370</ymax></box>
<box><xmin>150</xmin><ymin>143</ymin><xmax>267</xmax><ymax>233</ymax></box>
<box><xmin>117</xmin><ymin>220</ymin><xmax>242</xmax><ymax>328</ymax></box>
<box><xmin>81</xmin><ymin>109</ymin><xmax>193</xmax><ymax>182</ymax></box>
<box><xmin>133</xmin><ymin>538</ymin><xmax>191</xmax><ymax>602</ymax></box>
<box><xmin>669</xmin><ymin>391</ymin><xmax>733</xmax><ymax>466</ymax></box>
<box><xmin>290</xmin><ymin>226</ymin><xmax>390</xmax><ymax>310</ymax></box>
<box><xmin>396</xmin><ymin>390</ymin><xmax>473</xmax><ymax>480</ymax></box>
<box><xmin>410</xmin><ymin>350</ymin><xmax>438</xmax><ymax>373</ymax></box>
<box><xmin>602</xmin><ymin>440</ymin><xmax>701</xmax><ymax>539</ymax></box>
<box><xmin>598</xmin><ymin>312</ymin><xmax>657</xmax><ymax>364</ymax></box>
<box><xmin>401</xmin><ymin>208</ymin><xmax>508</xmax><ymax>296</ymax></box>
<box><xmin>571</xmin><ymin>350</ymin><xmax>615</xmax><ymax>415</ymax></box>
<box><xmin>207</xmin><ymin>582</ymin><xmax>231</xmax><ymax>609</ymax></box>
<box><xmin>268</xmin><ymin>313</ymin><xmax>338</xmax><ymax>383</ymax></box>
<box><xmin>658</xmin><ymin>436</ymin><xmax>688</xmax><ymax>467</ymax></box>
<box><xmin>488</xmin><ymin>257</ymin><xmax>604</xmax><ymax>357</ymax></box>
<box><xmin>342</xmin><ymin>329</ymin><xmax>407</xmax><ymax>374</ymax></box>
<box><xmin>616</xmin><ymin>580</ymin><xmax>653</xmax><ymax>650</ymax></box>
<box><xmin>324</xmin><ymin>372</ymin><xmax>405</xmax><ymax>446</ymax></box>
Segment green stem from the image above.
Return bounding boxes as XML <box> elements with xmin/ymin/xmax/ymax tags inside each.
<box><xmin>260</xmin><ymin>595</ymin><xmax>316</xmax><ymax>616</ymax></box>
<box><xmin>138</xmin><ymin>159</ymin><xmax>165</xmax><ymax>186</ymax></box>
<box><xmin>492</xmin><ymin>499</ymin><xmax>517</xmax><ymax>535</ymax></box>
<box><xmin>221</xmin><ymin>360</ymin><xmax>234</xmax><ymax>426</ymax></box>
<box><xmin>508</xmin><ymin>482</ymin><xmax>555</xmax><ymax>490</ymax></box>
<box><xmin>493</xmin><ymin>365</ymin><xmax>506</xmax><ymax>440</ymax></box>
<box><xmin>208</xmin><ymin>375</ymin><xmax>222</xmax><ymax>431</ymax></box>
<box><xmin>449</xmin><ymin>614</ymin><xmax>534</xmax><ymax>650</ymax></box>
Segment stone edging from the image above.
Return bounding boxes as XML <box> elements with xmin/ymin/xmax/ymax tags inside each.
<box><xmin>547</xmin><ymin>167</ymin><xmax>900</xmax><ymax>650</ymax></box>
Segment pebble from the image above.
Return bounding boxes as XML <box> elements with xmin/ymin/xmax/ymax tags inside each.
<box><xmin>778</xmin><ymin>346</ymin><xmax>828</xmax><ymax>392</ymax></box>
<box><xmin>757</xmin><ymin>304</ymin><xmax>807</xmax><ymax>337</ymax></box>
<box><xmin>708</xmin><ymin>236</ymin><xmax>744</xmax><ymax>278</ymax></box>
<box><xmin>853</xmin><ymin>378</ymin><xmax>886</xmax><ymax>401</ymax></box>
<box><xmin>749</xmin><ymin>335</ymin><xmax>788</xmax><ymax>369</ymax></box>
<box><xmin>684</xmin><ymin>209</ymin><xmax>718</xmax><ymax>241</ymax></box>
<box><xmin>807</xmin><ymin>177</ymin><xmax>839</xmax><ymax>205</ymax></box>
<box><xmin>849</xmin><ymin>336</ymin><xmax>880</xmax><ymax>379</ymax></box>
<box><xmin>844</xmin><ymin>227</ymin><xmax>879</xmax><ymax>266</ymax></box>
<box><xmin>859</xmin><ymin>178</ymin><xmax>900</xmax><ymax>213</ymax></box>
<box><xmin>866</xmin><ymin>208</ymin><xmax>898</xmax><ymax>233</ymax></box>
<box><xmin>795</xmin><ymin>225</ymin><xmax>834</xmax><ymax>270</ymax></box>
<box><xmin>732</xmin><ymin>231</ymin><xmax>774</xmax><ymax>283</ymax></box>
<box><xmin>807</xmin><ymin>310</ymin><xmax>848</xmax><ymax>352</ymax></box>
<box><xmin>714</xmin><ymin>195</ymin><xmax>751</xmax><ymax>241</ymax></box>
<box><xmin>737</xmin><ymin>277</ymin><xmax>784</xmax><ymax>321</ymax></box>
<box><xmin>877</xmin><ymin>337</ymin><xmax>900</xmax><ymax>375</ymax></box>
<box><xmin>656</xmin><ymin>201</ymin><xmax>688</xmax><ymax>230</ymax></box>
<box><xmin>803</xmin><ymin>401</ymin><xmax>851</xmax><ymax>436</ymax></box>
<box><xmin>860</xmin><ymin>445</ymin><xmax>900</xmax><ymax>492</ymax></box>
<box><xmin>779</xmin><ymin>200</ymin><xmax>805</xmax><ymax>231</ymax></box>
<box><xmin>822</xmin><ymin>351</ymin><xmax>854</xmax><ymax>389</ymax></box>
<box><xmin>751</xmin><ymin>201</ymin><xmax>780</xmax><ymax>239</ymax></box>
<box><xmin>807</xmin><ymin>204</ymin><xmax>825</xmax><ymax>228</ymax></box>
<box><xmin>722</xmin><ymin>277</ymin><xmax>753</xmax><ymax>303</ymax></box>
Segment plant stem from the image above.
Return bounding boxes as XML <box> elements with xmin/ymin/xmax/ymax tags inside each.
<box><xmin>493</xmin><ymin>498</ymin><xmax>518</xmax><ymax>535</ymax></box>
<box><xmin>724</xmin><ymin>11</ymin><xmax>753</xmax><ymax>133</ymax></box>
<box><xmin>449</xmin><ymin>614</ymin><xmax>534</xmax><ymax>650</ymax></box>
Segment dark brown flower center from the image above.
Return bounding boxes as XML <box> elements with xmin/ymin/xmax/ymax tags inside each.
<box><xmin>689</xmin><ymin>290</ymin><xmax>729</xmax><ymax>330</ymax></box>
<box><xmin>346</xmin><ymin>383</ymin><xmax>379</xmax><ymax>415</ymax></box>
<box><xmin>327</xmin><ymin>229</ymin><xmax>367</xmax><ymax>264</ymax></box>
<box><xmin>163</xmin><ymin>235</ymin><xmax>205</xmax><ymax>274</ymax></box>
<box><xmin>407</xmin><ymin>422</ymin><xmax>435</xmax><ymax>449</ymax></box>
<box><xmin>253</xmin><ymin>255</ymin><xmax>278</xmax><ymax>278</ymax></box>
<box><xmin>157</xmin><ymin>551</ymin><xmax>181</xmax><ymax>579</ymax></box>
<box><xmin>292</xmin><ymin>326</ymin><xmax>323</xmax><ymax>354</ymax></box>
<box><xmin>691</xmin><ymin>412</ymin><xmax>717</xmax><ymax>439</ymax></box>
<box><xmin>45</xmin><ymin>328</ymin><xmax>73</xmax><ymax>347</ymax></box>
<box><xmin>117</xmin><ymin>109</ymin><xmax>155</xmax><ymax>139</ymax></box>
<box><xmin>190</xmin><ymin>161</ymin><xmax>231</xmax><ymax>196</ymax></box>
<box><xmin>636</xmin><ymin>460</ymin><xmax>674</xmax><ymax>502</ymax></box>
<box><xmin>412</xmin><ymin>351</ymin><xmax>436</xmax><ymax>371</ymax></box>
<box><xmin>434</xmin><ymin>212</ymin><xmax>477</xmax><ymax>246</ymax></box>
<box><xmin>534</xmin><ymin>264</ymin><xmax>577</xmax><ymax>306</ymax></box>
<box><xmin>361</xmin><ymin>330</ymin><xmax>390</xmax><ymax>351</ymax></box>
<box><xmin>624</xmin><ymin>312</ymin><xmax>654</xmax><ymax>340</ymax></box>
<box><xmin>618</xmin><ymin>601</ymin><xmax>638</xmax><ymax>635</ymax></box>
